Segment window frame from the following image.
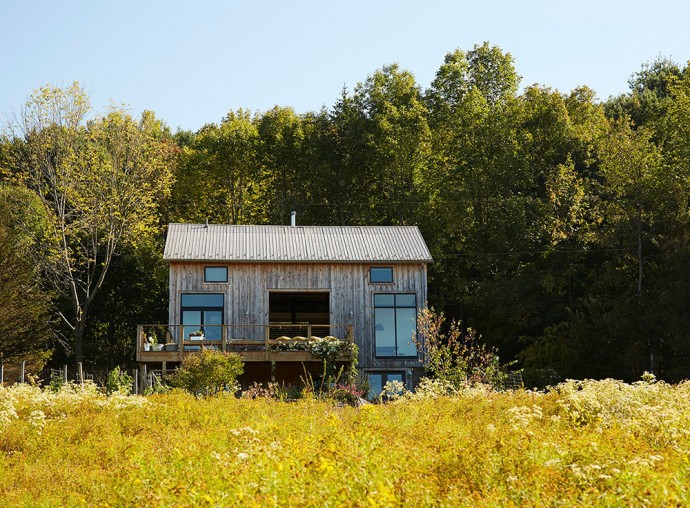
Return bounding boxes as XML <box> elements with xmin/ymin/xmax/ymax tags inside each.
<box><xmin>369</xmin><ymin>266</ymin><xmax>394</xmax><ymax>284</ymax></box>
<box><xmin>180</xmin><ymin>293</ymin><xmax>225</xmax><ymax>341</ymax></box>
<box><xmin>374</xmin><ymin>293</ymin><xmax>418</xmax><ymax>359</ymax></box>
<box><xmin>204</xmin><ymin>266</ymin><xmax>228</xmax><ymax>283</ymax></box>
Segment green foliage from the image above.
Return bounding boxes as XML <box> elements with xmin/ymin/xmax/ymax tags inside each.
<box><xmin>7</xmin><ymin>49</ymin><xmax>690</xmax><ymax>382</ymax></box>
<box><xmin>169</xmin><ymin>349</ymin><xmax>244</xmax><ymax>396</ymax></box>
<box><xmin>105</xmin><ymin>366</ymin><xmax>133</xmax><ymax>395</ymax></box>
<box><xmin>417</xmin><ymin>307</ymin><xmax>509</xmax><ymax>389</ymax></box>
<box><xmin>0</xmin><ymin>187</ymin><xmax>53</xmax><ymax>361</ymax></box>
<box><xmin>5</xmin><ymin>83</ymin><xmax>175</xmax><ymax>363</ymax></box>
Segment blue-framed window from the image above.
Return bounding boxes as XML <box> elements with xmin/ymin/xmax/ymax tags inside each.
<box><xmin>370</xmin><ymin>267</ymin><xmax>393</xmax><ymax>283</ymax></box>
<box><xmin>204</xmin><ymin>266</ymin><xmax>228</xmax><ymax>282</ymax></box>
<box><xmin>374</xmin><ymin>294</ymin><xmax>417</xmax><ymax>358</ymax></box>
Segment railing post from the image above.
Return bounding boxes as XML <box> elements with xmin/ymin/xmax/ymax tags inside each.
<box><xmin>264</xmin><ymin>325</ymin><xmax>270</xmax><ymax>350</ymax></box>
<box><xmin>307</xmin><ymin>324</ymin><xmax>312</xmax><ymax>339</ymax></box>
<box><xmin>137</xmin><ymin>325</ymin><xmax>143</xmax><ymax>352</ymax></box>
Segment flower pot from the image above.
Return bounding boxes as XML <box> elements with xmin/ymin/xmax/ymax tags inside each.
<box><xmin>165</xmin><ymin>343</ymin><xmax>179</xmax><ymax>351</ymax></box>
<box><xmin>151</xmin><ymin>344</ymin><xmax>164</xmax><ymax>352</ymax></box>
<box><xmin>144</xmin><ymin>343</ymin><xmax>151</xmax><ymax>352</ymax></box>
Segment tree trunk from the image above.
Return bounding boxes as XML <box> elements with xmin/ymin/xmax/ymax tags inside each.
<box><xmin>74</xmin><ymin>318</ymin><xmax>86</xmax><ymax>364</ymax></box>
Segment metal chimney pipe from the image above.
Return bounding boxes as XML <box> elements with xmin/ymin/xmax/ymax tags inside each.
<box><xmin>290</xmin><ymin>211</ymin><xmax>296</xmax><ymax>227</ymax></box>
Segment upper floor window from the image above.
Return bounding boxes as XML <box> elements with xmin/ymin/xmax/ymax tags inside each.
<box><xmin>370</xmin><ymin>267</ymin><xmax>393</xmax><ymax>283</ymax></box>
<box><xmin>204</xmin><ymin>266</ymin><xmax>228</xmax><ymax>282</ymax></box>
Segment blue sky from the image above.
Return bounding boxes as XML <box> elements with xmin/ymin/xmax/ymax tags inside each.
<box><xmin>1</xmin><ymin>0</ymin><xmax>689</xmax><ymax>131</ymax></box>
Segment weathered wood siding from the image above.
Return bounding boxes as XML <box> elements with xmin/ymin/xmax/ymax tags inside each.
<box><xmin>169</xmin><ymin>262</ymin><xmax>427</xmax><ymax>371</ymax></box>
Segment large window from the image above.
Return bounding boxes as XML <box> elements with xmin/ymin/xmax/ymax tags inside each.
<box><xmin>374</xmin><ymin>294</ymin><xmax>417</xmax><ymax>357</ymax></box>
<box><xmin>181</xmin><ymin>293</ymin><xmax>224</xmax><ymax>341</ymax></box>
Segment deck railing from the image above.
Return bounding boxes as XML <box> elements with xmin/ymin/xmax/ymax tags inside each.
<box><xmin>136</xmin><ymin>323</ymin><xmax>354</xmax><ymax>355</ymax></box>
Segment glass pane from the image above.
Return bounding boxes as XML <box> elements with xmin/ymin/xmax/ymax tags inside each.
<box><xmin>387</xmin><ymin>373</ymin><xmax>404</xmax><ymax>383</ymax></box>
<box><xmin>370</xmin><ymin>267</ymin><xmax>393</xmax><ymax>283</ymax></box>
<box><xmin>204</xmin><ymin>266</ymin><xmax>228</xmax><ymax>282</ymax></box>
<box><xmin>368</xmin><ymin>374</ymin><xmax>383</xmax><ymax>399</ymax></box>
<box><xmin>374</xmin><ymin>294</ymin><xmax>395</xmax><ymax>307</ymax></box>
<box><xmin>395</xmin><ymin>294</ymin><xmax>416</xmax><ymax>307</ymax></box>
<box><xmin>375</xmin><ymin>307</ymin><xmax>396</xmax><ymax>356</ymax></box>
<box><xmin>182</xmin><ymin>311</ymin><xmax>202</xmax><ymax>339</ymax></box>
<box><xmin>203</xmin><ymin>310</ymin><xmax>223</xmax><ymax>340</ymax></box>
<box><xmin>396</xmin><ymin>307</ymin><xmax>418</xmax><ymax>357</ymax></box>
<box><xmin>182</xmin><ymin>310</ymin><xmax>201</xmax><ymax>325</ymax></box>
<box><xmin>181</xmin><ymin>293</ymin><xmax>224</xmax><ymax>307</ymax></box>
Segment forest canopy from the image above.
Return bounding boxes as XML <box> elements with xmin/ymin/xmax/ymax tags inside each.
<box><xmin>2</xmin><ymin>43</ymin><xmax>690</xmax><ymax>384</ymax></box>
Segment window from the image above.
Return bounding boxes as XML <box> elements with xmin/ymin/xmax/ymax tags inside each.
<box><xmin>181</xmin><ymin>293</ymin><xmax>224</xmax><ymax>341</ymax></box>
<box><xmin>204</xmin><ymin>266</ymin><xmax>228</xmax><ymax>282</ymax></box>
<box><xmin>367</xmin><ymin>371</ymin><xmax>405</xmax><ymax>399</ymax></box>
<box><xmin>370</xmin><ymin>267</ymin><xmax>393</xmax><ymax>283</ymax></box>
<box><xmin>374</xmin><ymin>294</ymin><xmax>417</xmax><ymax>357</ymax></box>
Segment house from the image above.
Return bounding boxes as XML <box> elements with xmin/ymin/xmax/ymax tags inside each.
<box><xmin>136</xmin><ymin>222</ymin><xmax>433</xmax><ymax>393</ymax></box>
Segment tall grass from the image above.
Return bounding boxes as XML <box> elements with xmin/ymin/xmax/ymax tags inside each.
<box><xmin>1</xmin><ymin>378</ymin><xmax>689</xmax><ymax>506</ymax></box>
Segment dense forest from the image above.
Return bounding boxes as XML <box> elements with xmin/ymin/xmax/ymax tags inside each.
<box><xmin>2</xmin><ymin>43</ymin><xmax>690</xmax><ymax>385</ymax></box>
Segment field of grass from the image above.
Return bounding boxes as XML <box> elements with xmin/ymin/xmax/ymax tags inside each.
<box><xmin>1</xmin><ymin>378</ymin><xmax>689</xmax><ymax>506</ymax></box>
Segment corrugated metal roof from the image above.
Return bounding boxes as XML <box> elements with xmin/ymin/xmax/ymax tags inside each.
<box><xmin>163</xmin><ymin>224</ymin><xmax>433</xmax><ymax>263</ymax></box>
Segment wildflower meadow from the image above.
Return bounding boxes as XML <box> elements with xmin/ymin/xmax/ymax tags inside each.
<box><xmin>1</xmin><ymin>376</ymin><xmax>689</xmax><ymax>506</ymax></box>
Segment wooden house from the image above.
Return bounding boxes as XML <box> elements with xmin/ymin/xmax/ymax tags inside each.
<box><xmin>136</xmin><ymin>223</ymin><xmax>433</xmax><ymax>393</ymax></box>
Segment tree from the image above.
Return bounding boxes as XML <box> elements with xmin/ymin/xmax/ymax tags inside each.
<box><xmin>0</xmin><ymin>186</ymin><xmax>52</xmax><ymax>362</ymax></box>
<box><xmin>171</xmin><ymin>110</ymin><xmax>264</xmax><ymax>225</ymax></box>
<box><xmin>353</xmin><ymin>64</ymin><xmax>432</xmax><ymax>225</ymax></box>
<box><xmin>9</xmin><ymin>83</ymin><xmax>175</xmax><ymax>363</ymax></box>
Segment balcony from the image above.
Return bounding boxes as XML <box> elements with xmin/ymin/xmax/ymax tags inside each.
<box><xmin>135</xmin><ymin>323</ymin><xmax>355</xmax><ymax>363</ymax></box>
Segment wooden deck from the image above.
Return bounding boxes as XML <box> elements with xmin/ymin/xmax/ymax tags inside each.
<box><xmin>135</xmin><ymin>324</ymin><xmax>354</xmax><ymax>363</ymax></box>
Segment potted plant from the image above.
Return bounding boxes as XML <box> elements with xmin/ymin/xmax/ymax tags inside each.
<box><xmin>189</xmin><ymin>330</ymin><xmax>205</xmax><ymax>340</ymax></box>
<box><xmin>149</xmin><ymin>335</ymin><xmax>164</xmax><ymax>351</ymax></box>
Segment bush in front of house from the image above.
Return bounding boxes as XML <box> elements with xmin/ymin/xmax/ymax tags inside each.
<box><xmin>169</xmin><ymin>349</ymin><xmax>244</xmax><ymax>396</ymax></box>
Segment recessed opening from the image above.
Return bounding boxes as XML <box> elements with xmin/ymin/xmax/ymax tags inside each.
<box><xmin>269</xmin><ymin>292</ymin><xmax>330</xmax><ymax>325</ymax></box>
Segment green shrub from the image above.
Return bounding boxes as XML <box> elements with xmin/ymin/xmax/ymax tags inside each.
<box><xmin>169</xmin><ymin>349</ymin><xmax>243</xmax><ymax>396</ymax></box>
<box><xmin>105</xmin><ymin>366</ymin><xmax>133</xmax><ymax>395</ymax></box>
<box><xmin>417</xmin><ymin>307</ymin><xmax>510</xmax><ymax>389</ymax></box>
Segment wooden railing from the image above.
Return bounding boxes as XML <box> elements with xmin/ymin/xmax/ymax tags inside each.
<box><xmin>136</xmin><ymin>323</ymin><xmax>354</xmax><ymax>355</ymax></box>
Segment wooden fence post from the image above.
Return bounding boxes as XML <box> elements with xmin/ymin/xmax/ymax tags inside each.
<box><xmin>77</xmin><ymin>362</ymin><xmax>83</xmax><ymax>384</ymax></box>
<box><xmin>133</xmin><ymin>369</ymin><xmax>139</xmax><ymax>395</ymax></box>
<box><xmin>20</xmin><ymin>361</ymin><xmax>25</xmax><ymax>383</ymax></box>
<box><xmin>0</xmin><ymin>359</ymin><xmax>3</xmax><ymax>385</ymax></box>
<box><xmin>63</xmin><ymin>365</ymin><xmax>68</xmax><ymax>383</ymax></box>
